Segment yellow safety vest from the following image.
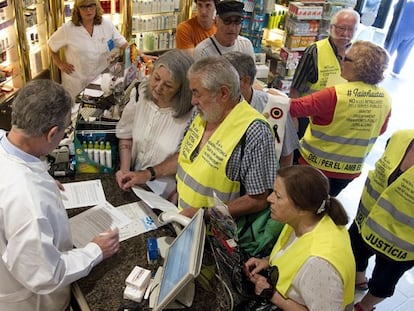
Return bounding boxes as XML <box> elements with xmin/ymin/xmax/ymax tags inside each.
<box><xmin>269</xmin><ymin>215</ymin><xmax>355</xmax><ymax>308</ymax></box>
<box><xmin>355</xmin><ymin>129</ymin><xmax>414</xmax><ymax>261</ymax></box>
<box><xmin>308</xmin><ymin>38</ymin><xmax>343</xmax><ymax>93</ymax></box>
<box><xmin>176</xmin><ymin>101</ymin><xmax>268</xmax><ymax>210</ymax></box>
<box><xmin>300</xmin><ymin>81</ymin><xmax>391</xmax><ymax>175</ymax></box>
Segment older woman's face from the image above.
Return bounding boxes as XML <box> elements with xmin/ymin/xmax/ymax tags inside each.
<box><xmin>267</xmin><ymin>177</ymin><xmax>297</xmax><ymax>224</ymax></box>
<box><xmin>150</xmin><ymin>66</ymin><xmax>180</xmax><ymax>105</ymax></box>
<box><xmin>78</xmin><ymin>1</ymin><xmax>97</xmax><ymax>22</ymax></box>
<box><xmin>340</xmin><ymin>46</ymin><xmax>357</xmax><ymax>81</ymax></box>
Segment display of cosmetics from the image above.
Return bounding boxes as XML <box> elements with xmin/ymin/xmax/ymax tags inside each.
<box><xmin>134</xmin><ymin>31</ymin><xmax>175</xmax><ymax>51</ymax></box>
<box><xmin>268</xmin><ymin>10</ymin><xmax>287</xmax><ymax>30</ymax></box>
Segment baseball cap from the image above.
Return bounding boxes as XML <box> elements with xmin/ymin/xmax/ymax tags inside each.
<box><xmin>216</xmin><ymin>0</ymin><xmax>244</xmax><ymax>19</ymax></box>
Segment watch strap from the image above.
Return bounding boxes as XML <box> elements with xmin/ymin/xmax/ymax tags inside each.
<box><xmin>147</xmin><ymin>166</ymin><xmax>156</xmax><ymax>181</ymax></box>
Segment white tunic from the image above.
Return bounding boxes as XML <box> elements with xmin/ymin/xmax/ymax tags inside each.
<box><xmin>48</xmin><ymin>18</ymin><xmax>127</xmax><ymax>98</ymax></box>
<box><xmin>194</xmin><ymin>35</ymin><xmax>255</xmax><ymax>60</ymax></box>
<box><xmin>0</xmin><ymin>130</ymin><xmax>102</xmax><ymax>311</ymax></box>
<box><xmin>116</xmin><ymin>82</ymin><xmax>193</xmax><ymax>197</ymax></box>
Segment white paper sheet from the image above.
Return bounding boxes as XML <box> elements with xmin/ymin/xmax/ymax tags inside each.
<box><xmin>132</xmin><ymin>186</ymin><xmax>179</xmax><ymax>213</ymax></box>
<box><xmin>117</xmin><ymin>201</ymin><xmax>161</xmax><ymax>241</ymax></box>
<box><xmin>61</xmin><ymin>179</ymin><xmax>106</xmax><ymax>209</ymax></box>
<box><xmin>69</xmin><ymin>201</ymin><xmax>131</xmax><ymax>248</ymax></box>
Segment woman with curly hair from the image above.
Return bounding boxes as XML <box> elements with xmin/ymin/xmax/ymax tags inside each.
<box><xmin>289</xmin><ymin>40</ymin><xmax>392</xmax><ymax>196</ymax></box>
<box><xmin>48</xmin><ymin>0</ymin><xmax>128</xmax><ymax>98</ymax></box>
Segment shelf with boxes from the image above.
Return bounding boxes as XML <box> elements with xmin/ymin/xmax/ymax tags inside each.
<box><xmin>131</xmin><ymin>0</ymin><xmax>181</xmax><ymax>53</ymax></box>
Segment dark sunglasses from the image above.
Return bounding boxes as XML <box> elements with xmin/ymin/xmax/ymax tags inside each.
<box><xmin>222</xmin><ymin>17</ymin><xmax>243</xmax><ymax>25</ymax></box>
<box><xmin>79</xmin><ymin>3</ymin><xmax>96</xmax><ymax>9</ymax></box>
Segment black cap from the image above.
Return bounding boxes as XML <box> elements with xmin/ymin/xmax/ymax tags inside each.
<box><xmin>216</xmin><ymin>0</ymin><xmax>244</xmax><ymax>19</ymax></box>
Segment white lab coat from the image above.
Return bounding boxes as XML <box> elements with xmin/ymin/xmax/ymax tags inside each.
<box><xmin>0</xmin><ymin>130</ymin><xmax>103</xmax><ymax>311</ymax></box>
<box><xmin>48</xmin><ymin>18</ymin><xmax>127</xmax><ymax>98</ymax></box>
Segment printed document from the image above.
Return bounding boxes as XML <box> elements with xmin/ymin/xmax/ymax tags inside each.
<box><xmin>61</xmin><ymin>179</ymin><xmax>106</xmax><ymax>209</ymax></box>
<box><xmin>132</xmin><ymin>186</ymin><xmax>179</xmax><ymax>213</ymax></box>
<box><xmin>69</xmin><ymin>201</ymin><xmax>131</xmax><ymax>248</ymax></box>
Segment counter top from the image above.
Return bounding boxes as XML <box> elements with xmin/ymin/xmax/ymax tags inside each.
<box><xmin>61</xmin><ymin>173</ymin><xmax>237</xmax><ymax>311</ymax></box>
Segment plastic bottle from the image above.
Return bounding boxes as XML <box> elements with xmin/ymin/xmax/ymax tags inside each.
<box><xmin>93</xmin><ymin>141</ymin><xmax>100</xmax><ymax>163</ymax></box>
<box><xmin>82</xmin><ymin>141</ymin><xmax>87</xmax><ymax>150</ymax></box>
<box><xmin>105</xmin><ymin>142</ymin><xmax>112</xmax><ymax>168</ymax></box>
<box><xmin>99</xmin><ymin>141</ymin><xmax>106</xmax><ymax>167</ymax></box>
<box><xmin>87</xmin><ymin>141</ymin><xmax>94</xmax><ymax>160</ymax></box>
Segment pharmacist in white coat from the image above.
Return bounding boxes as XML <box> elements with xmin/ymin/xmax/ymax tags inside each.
<box><xmin>0</xmin><ymin>80</ymin><xmax>119</xmax><ymax>311</ymax></box>
<box><xmin>48</xmin><ymin>0</ymin><xmax>128</xmax><ymax>98</ymax></box>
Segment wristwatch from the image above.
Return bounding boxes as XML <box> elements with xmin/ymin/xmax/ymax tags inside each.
<box><xmin>146</xmin><ymin>166</ymin><xmax>156</xmax><ymax>181</ymax></box>
<box><xmin>259</xmin><ymin>287</ymin><xmax>275</xmax><ymax>301</ymax></box>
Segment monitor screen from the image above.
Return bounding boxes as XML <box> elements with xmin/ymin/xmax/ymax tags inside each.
<box><xmin>153</xmin><ymin>209</ymin><xmax>205</xmax><ymax>311</ymax></box>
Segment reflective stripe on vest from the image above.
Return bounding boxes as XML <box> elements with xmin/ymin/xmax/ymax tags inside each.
<box><xmin>356</xmin><ymin>129</ymin><xmax>414</xmax><ymax>261</ymax></box>
<box><xmin>177</xmin><ymin>101</ymin><xmax>269</xmax><ymax>210</ymax></box>
<box><xmin>300</xmin><ymin>81</ymin><xmax>391</xmax><ymax>174</ymax></box>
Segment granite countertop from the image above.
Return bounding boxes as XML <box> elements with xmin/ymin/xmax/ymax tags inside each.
<box><xmin>61</xmin><ymin>173</ymin><xmax>238</xmax><ymax>311</ymax></box>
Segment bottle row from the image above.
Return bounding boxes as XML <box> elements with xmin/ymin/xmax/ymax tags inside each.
<box><xmin>133</xmin><ymin>31</ymin><xmax>176</xmax><ymax>52</ymax></box>
<box><xmin>131</xmin><ymin>0</ymin><xmax>180</xmax><ymax>15</ymax></box>
<box><xmin>82</xmin><ymin>140</ymin><xmax>113</xmax><ymax>169</ymax></box>
<box><xmin>131</xmin><ymin>13</ymin><xmax>178</xmax><ymax>32</ymax></box>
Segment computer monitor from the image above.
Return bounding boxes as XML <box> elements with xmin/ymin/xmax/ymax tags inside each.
<box><xmin>152</xmin><ymin>208</ymin><xmax>206</xmax><ymax>311</ymax></box>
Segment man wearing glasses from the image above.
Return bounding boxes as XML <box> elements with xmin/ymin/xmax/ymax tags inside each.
<box><xmin>290</xmin><ymin>8</ymin><xmax>360</xmax><ymax>161</ymax></box>
<box><xmin>194</xmin><ymin>0</ymin><xmax>255</xmax><ymax>60</ymax></box>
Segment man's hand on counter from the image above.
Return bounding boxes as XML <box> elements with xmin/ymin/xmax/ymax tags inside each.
<box><xmin>116</xmin><ymin>169</ymin><xmax>151</xmax><ymax>191</ymax></box>
<box><xmin>92</xmin><ymin>227</ymin><xmax>120</xmax><ymax>259</ymax></box>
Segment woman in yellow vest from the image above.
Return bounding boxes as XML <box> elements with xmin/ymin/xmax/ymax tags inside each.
<box><xmin>351</xmin><ymin>130</ymin><xmax>414</xmax><ymax>311</ymax></box>
<box><xmin>242</xmin><ymin>166</ymin><xmax>355</xmax><ymax>311</ymax></box>
<box><xmin>290</xmin><ymin>41</ymin><xmax>392</xmax><ymax>197</ymax></box>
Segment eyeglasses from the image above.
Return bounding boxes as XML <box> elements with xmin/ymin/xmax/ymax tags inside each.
<box><xmin>343</xmin><ymin>56</ymin><xmax>353</xmax><ymax>62</ymax></box>
<box><xmin>221</xmin><ymin>17</ymin><xmax>243</xmax><ymax>25</ymax></box>
<box><xmin>79</xmin><ymin>3</ymin><xmax>96</xmax><ymax>10</ymax></box>
<box><xmin>332</xmin><ymin>24</ymin><xmax>355</xmax><ymax>33</ymax></box>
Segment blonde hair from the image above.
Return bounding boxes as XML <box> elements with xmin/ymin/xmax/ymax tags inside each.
<box><xmin>71</xmin><ymin>0</ymin><xmax>103</xmax><ymax>26</ymax></box>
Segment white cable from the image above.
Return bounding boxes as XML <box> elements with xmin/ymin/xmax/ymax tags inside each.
<box><xmin>215</xmin><ymin>272</ymin><xmax>234</xmax><ymax>311</ymax></box>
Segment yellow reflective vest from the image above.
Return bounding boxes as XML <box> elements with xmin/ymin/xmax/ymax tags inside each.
<box><xmin>269</xmin><ymin>215</ymin><xmax>355</xmax><ymax>308</ymax></box>
<box><xmin>300</xmin><ymin>81</ymin><xmax>391</xmax><ymax>175</ymax></box>
<box><xmin>356</xmin><ymin>129</ymin><xmax>414</xmax><ymax>261</ymax></box>
<box><xmin>177</xmin><ymin>100</ymin><xmax>268</xmax><ymax>210</ymax></box>
<box><xmin>307</xmin><ymin>38</ymin><xmax>343</xmax><ymax>94</ymax></box>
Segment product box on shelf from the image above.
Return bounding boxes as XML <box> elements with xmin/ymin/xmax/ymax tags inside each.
<box><xmin>288</xmin><ymin>2</ymin><xmax>324</xmax><ymax>20</ymax></box>
<box><xmin>279</xmin><ymin>47</ymin><xmax>302</xmax><ymax>66</ymax></box>
<box><xmin>285</xmin><ymin>18</ymin><xmax>319</xmax><ymax>35</ymax></box>
<box><xmin>284</xmin><ymin>35</ymin><xmax>316</xmax><ymax>50</ymax></box>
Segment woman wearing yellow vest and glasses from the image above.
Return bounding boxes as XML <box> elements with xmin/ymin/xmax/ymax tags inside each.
<box><xmin>242</xmin><ymin>165</ymin><xmax>355</xmax><ymax>311</ymax></box>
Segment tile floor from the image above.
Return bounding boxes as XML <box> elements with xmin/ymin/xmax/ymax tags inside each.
<box><xmin>337</xmin><ymin>50</ymin><xmax>414</xmax><ymax>310</ymax></box>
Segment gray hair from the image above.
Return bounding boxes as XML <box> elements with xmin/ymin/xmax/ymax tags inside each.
<box><xmin>224</xmin><ymin>51</ymin><xmax>256</xmax><ymax>87</ymax></box>
<box><xmin>142</xmin><ymin>49</ymin><xmax>194</xmax><ymax>117</ymax></box>
<box><xmin>188</xmin><ymin>56</ymin><xmax>240</xmax><ymax>101</ymax></box>
<box><xmin>331</xmin><ymin>7</ymin><xmax>360</xmax><ymax>25</ymax></box>
<box><xmin>11</xmin><ymin>79</ymin><xmax>73</xmax><ymax>137</ymax></box>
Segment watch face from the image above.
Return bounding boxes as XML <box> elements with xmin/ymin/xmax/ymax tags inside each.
<box><xmin>259</xmin><ymin>288</ymin><xmax>275</xmax><ymax>301</ymax></box>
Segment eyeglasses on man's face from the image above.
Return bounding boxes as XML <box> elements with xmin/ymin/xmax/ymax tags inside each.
<box><xmin>79</xmin><ymin>3</ymin><xmax>96</xmax><ymax>10</ymax></box>
<box><xmin>221</xmin><ymin>17</ymin><xmax>243</xmax><ymax>25</ymax></box>
<box><xmin>332</xmin><ymin>24</ymin><xmax>355</xmax><ymax>33</ymax></box>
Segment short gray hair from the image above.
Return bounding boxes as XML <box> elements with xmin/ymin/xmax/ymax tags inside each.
<box><xmin>142</xmin><ymin>49</ymin><xmax>194</xmax><ymax>117</ymax></box>
<box><xmin>224</xmin><ymin>51</ymin><xmax>256</xmax><ymax>87</ymax></box>
<box><xmin>11</xmin><ymin>79</ymin><xmax>73</xmax><ymax>136</ymax></box>
<box><xmin>188</xmin><ymin>56</ymin><xmax>240</xmax><ymax>101</ymax></box>
<box><xmin>331</xmin><ymin>7</ymin><xmax>360</xmax><ymax>25</ymax></box>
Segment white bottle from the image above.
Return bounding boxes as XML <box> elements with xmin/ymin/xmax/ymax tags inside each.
<box><xmin>93</xmin><ymin>141</ymin><xmax>100</xmax><ymax>164</ymax></box>
<box><xmin>87</xmin><ymin>141</ymin><xmax>94</xmax><ymax>160</ymax></box>
<box><xmin>99</xmin><ymin>141</ymin><xmax>106</xmax><ymax>167</ymax></box>
<box><xmin>105</xmin><ymin>142</ymin><xmax>112</xmax><ymax>168</ymax></box>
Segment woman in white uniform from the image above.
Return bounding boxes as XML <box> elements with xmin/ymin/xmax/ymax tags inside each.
<box><xmin>48</xmin><ymin>0</ymin><xmax>128</xmax><ymax>98</ymax></box>
<box><xmin>0</xmin><ymin>80</ymin><xmax>119</xmax><ymax>311</ymax></box>
<box><xmin>115</xmin><ymin>49</ymin><xmax>194</xmax><ymax>199</ymax></box>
